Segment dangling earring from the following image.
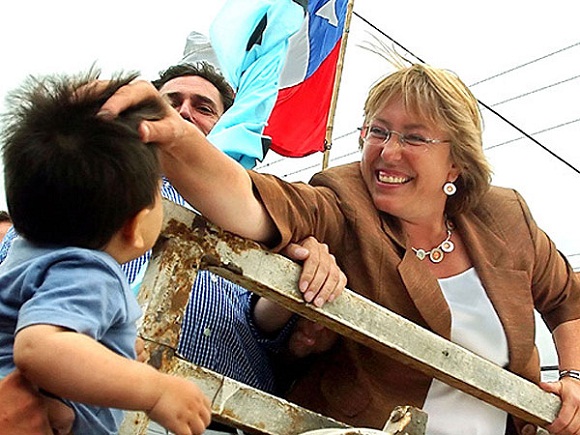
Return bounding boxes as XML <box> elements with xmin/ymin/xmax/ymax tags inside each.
<box><xmin>443</xmin><ymin>182</ymin><xmax>457</xmax><ymax>196</ymax></box>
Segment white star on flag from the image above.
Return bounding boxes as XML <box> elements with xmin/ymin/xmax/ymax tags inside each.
<box><xmin>315</xmin><ymin>0</ymin><xmax>338</xmax><ymax>27</ymax></box>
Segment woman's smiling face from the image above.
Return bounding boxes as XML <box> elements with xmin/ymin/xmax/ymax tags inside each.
<box><xmin>360</xmin><ymin>97</ymin><xmax>460</xmax><ymax>222</ymax></box>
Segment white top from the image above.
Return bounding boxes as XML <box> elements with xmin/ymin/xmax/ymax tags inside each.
<box><xmin>423</xmin><ymin>268</ymin><xmax>509</xmax><ymax>435</ymax></box>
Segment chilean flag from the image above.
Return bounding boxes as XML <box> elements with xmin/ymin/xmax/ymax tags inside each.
<box><xmin>264</xmin><ymin>0</ymin><xmax>348</xmax><ymax>157</ymax></box>
<box><xmin>208</xmin><ymin>0</ymin><xmax>306</xmax><ymax>169</ymax></box>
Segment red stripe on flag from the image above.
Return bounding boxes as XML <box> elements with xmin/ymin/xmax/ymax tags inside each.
<box><xmin>265</xmin><ymin>40</ymin><xmax>341</xmax><ymax>158</ymax></box>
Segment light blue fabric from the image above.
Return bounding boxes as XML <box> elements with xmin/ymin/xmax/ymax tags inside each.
<box><xmin>208</xmin><ymin>0</ymin><xmax>306</xmax><ymax>168</ymax></box>
<box><xmin>129</xmin><ymin>260</ymin><xmax>148</xmax><ymax>296</ymax></box>
<box><xmin>0</xmin><ymin>238</ymin><xmax>141</xmax><ymax>434</ymax></box>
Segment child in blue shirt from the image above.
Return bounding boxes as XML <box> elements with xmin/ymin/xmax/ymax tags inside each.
<box><xmin>0</xmin><ymin>70</ymin><xmax>211</xmax><ymax>434</ymax></box>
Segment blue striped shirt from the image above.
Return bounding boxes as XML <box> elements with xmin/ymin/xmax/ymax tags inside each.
<box><xmin>0</xmin><ymin>226</ymin><xmax>17</xmax><ymax>262</ymax></box>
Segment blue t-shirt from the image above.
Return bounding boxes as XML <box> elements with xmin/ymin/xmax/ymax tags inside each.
<box><xmin>0</xmin><ymin>237</ymin><xmax>141</xmax><ymax>434</ymax></box>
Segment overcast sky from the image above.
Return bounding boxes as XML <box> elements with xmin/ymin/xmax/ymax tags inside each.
<box><xmin>2</xmin><ymin>0</ymin><xmax>578</xmax><ymax>371</ymax></box>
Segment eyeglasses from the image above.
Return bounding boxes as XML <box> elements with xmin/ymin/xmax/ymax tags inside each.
<box><xmin>360</xmin><ymin>124</ymin><xmax>451</xmax><ymax>153</ymax></box>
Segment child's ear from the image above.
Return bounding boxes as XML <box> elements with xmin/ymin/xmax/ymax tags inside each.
<box><xmin>121</xmin><ymin>208</ymin><xmax>150</xmax><ymax>250</ymax></box>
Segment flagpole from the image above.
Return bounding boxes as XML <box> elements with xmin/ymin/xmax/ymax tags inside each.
<box><xmin>322</xmin><ymin>0</ymin><xmax>355</xmax><ymax>171</ymax></box>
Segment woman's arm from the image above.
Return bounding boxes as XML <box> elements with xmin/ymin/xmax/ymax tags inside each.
<box><xmin>98</xmin><ymin>80</ymin><xmax>276</xmax><ymax>243</ymax></box>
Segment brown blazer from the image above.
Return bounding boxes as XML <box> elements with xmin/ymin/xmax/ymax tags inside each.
<box><xmin>250</xmin><ymin>162</ymin><xmax>580</xmax><ymax>433</ymax></box>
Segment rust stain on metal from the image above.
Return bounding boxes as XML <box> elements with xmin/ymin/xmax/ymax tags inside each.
<box><xmin>222</xmin><ymin>261</ymin><xmax>243</xmax><ymax>275</ymax></box>
<box><xmin>201</xmin><ymin>254</ymin><xmax>222</xmax><ymax>268</ymax></box>
<box><xmin>283</xmin><ymin>401</ymin><xmax>315</xmax><ymax>430</ymax></box>
<box><xmin>220</xmin><ymin>231</ymin><xmax>264</xmax><ymax>254</ymax></box>
<box><xmin>164</xmin><ymin>218</ymin><xmax>198</xmax><ymax>242</ymax></box>
<box><xmin>147</xmin><ymin>345</ymin><xmax>164</xmax><ymax>370</ymax></box>
<box><xmin>162</xmin><ymin>218</ymin><xmax>254</xmax><ymax>280</ymax></box>
<box><xmin>169</xmin><ymin>278</ymin><xmax>193</xmax><ymax>312</ymax></box>
<box><xmin>165</xmin><ymin>216</ymin><xmax>266</xmax><ymax>255</ymax></box>
<box><xmin>252</xmin><ymin>422</ymin><xmax>266</xmax><ymax>430</ymax></box>
<box><xmin>219</xmin><ymin>409</ymin><xmax>241</xmax><ymax>420</ymax></box>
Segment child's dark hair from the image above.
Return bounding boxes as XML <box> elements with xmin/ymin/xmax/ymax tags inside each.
<box><xmin>1</xmin><ymin>69</ymin><xmax>164</xmax><ymax>249</ymax></box>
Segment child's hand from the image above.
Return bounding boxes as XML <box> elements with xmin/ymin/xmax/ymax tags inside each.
<box><xmin>147</xmin><ymin>374</ymin><xmax>211</xmax><ymax>435</ymax></box>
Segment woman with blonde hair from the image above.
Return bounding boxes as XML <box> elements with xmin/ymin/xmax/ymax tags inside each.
<box><xmin>99</xmin><ymin>62</ymin><xmax>580</xmax><ymax>434</ymax></box>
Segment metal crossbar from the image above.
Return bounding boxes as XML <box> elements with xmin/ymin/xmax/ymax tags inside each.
<box><xmin>120</xmin><ymin>199</ymin><xmax>560</xmax><ymax>434</ymax></box>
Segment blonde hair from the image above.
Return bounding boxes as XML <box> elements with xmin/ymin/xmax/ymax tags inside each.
<box><xmin>362</xmin><ymin>63</ymin><xmax>492</xmax><ymax>215</ymax></box>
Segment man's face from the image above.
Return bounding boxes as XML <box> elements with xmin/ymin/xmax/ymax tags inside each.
<box><xmin>159</xmin><ymin>75</ymin><xmax>224</xmax><ymax>136</ymax></box>
<box><xmin>0</xmin><ymin>221</ymin><xmax>11</xmax><ymax>241</ymax></box>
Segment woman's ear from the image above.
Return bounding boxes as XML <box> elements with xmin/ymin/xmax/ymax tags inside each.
<box><xmin>448</xmin><ymin>161</ymin><xmax>461</xmax><ymax>183</ymax></box>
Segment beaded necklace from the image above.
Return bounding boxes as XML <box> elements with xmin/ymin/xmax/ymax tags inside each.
<box><xmin>412</xmin><ymin>219</ymin><xmax>455</xmax><ymax>264</ymax></box>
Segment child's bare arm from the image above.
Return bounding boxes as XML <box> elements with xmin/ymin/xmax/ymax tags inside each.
<box><xmin>14</xmin><ymin>324</ymin><xmax>211</xmax><ymax>435</ymax></box>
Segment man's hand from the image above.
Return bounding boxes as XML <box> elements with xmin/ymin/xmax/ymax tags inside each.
<box><xmin>0</xmin><ymin>370</ymin><xmax>52</xmax><ymax>434</ymax></box>
<box><xmin>282</xmin><ymin>237</ymin><xmax>344</xmax><ymax>358</ymax></box>
<box><xmin>541</xmin><ymin>377</ymin><xmax>580</xmax><ymax>434</ymax></box>
<box><xmin>288</xmin><ymin>318</ymin><xmax>338</xmax><ymax>358</ymax></box>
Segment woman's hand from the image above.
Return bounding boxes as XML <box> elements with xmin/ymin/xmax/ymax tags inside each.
<box><xmin>541</xmin><ymin>377</ymin><xmax>580</xmax><ymax>434</ymax></box>
<box><xmin>97</xmin><ymin>79</ymin><xmax>201</xmax><ymax>151</ymax></box>
<box><xmin>282</xmin><ymin>236</ymin><xmax>347</xmax><ymax>307</ymax></box>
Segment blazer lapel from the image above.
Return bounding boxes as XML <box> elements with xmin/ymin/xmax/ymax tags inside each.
<box><xmin>398</xmin><ymin>250</ymin><xmax>452</xmax><ymax>339</ymax></box>
<box><xmin>379</xmin><ymin>214</ymin><xmax>452</xmax><ymax>339</ymax></box>
<box><xmin>456</xmin><ymin>212</ymin><xmax>534</xmax><ymax>372</ymax></box>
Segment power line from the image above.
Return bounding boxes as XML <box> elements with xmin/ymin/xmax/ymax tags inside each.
<box><xmin>490</xmin><ymin>74</ymin><xmax>580</xmax><ymax>107</ymax></box>
<box><xmin>256</xmin><ymin>131</ymin><xmax>360</xmax><ymax>177</ymax></box>
<box><xmin>351</xmin><ymin>11</ymin><xmax>580</xmax><ymax>176</ymax></box>
<box><xmin>255</xmin><ymin>156</ymin><xmax>286</xmax><ymax>171</ymax></box>
<box><xmin>280</xmin><ymin>132</ymin><xmax>361</xmax><ymax>178</ymax></box>
<box><xmin>255</xmin><ymin>129</ymin><xmax>359</xmax><ymax>173</ymax></box>
<box><xmin>259</xmin><ymin>115</ymin><xmax>580</xmax><ymax>177</ymax></box>
<box><xmin>470</xmin><ymin>42</ymin><xmax>580</xmax><ymax>87</ymax></box>
<box><xmin>485</xmin><ymin>118</ymin><xmax>580</xmax><ymax>151</ymax></box>
<box><xmin>479</xmin><ymin>100</ymin><xmax>580</xmax><ymax>174</ymax></box>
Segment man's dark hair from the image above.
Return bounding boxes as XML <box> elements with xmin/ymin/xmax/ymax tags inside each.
<box><xmin>1</xmin><ymin>69</ymin><xmax>164</xmax><ymax>249</ymax></box>
<box><xmin>0</xmin><ymin>211</ymin><xmax>10</xmax><ymax>223</ymax></box>
<box><xmin>152</xmin><ymin>61</ymin><xmax>235</xmax><ymax>111</ymax></box>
